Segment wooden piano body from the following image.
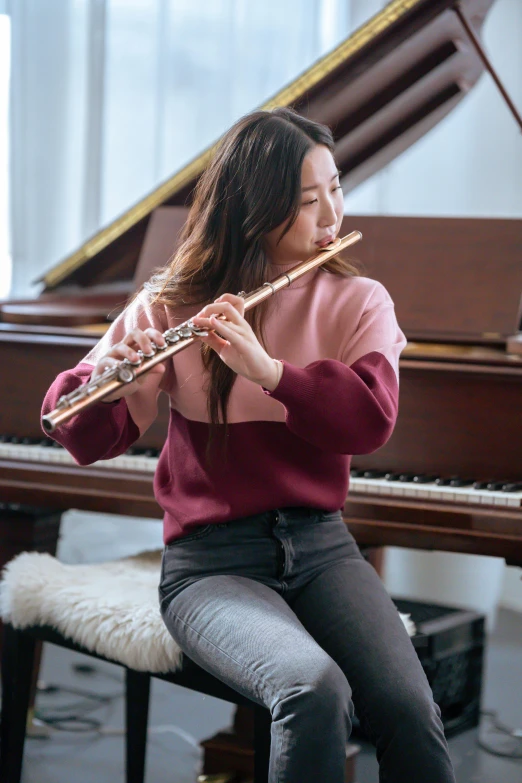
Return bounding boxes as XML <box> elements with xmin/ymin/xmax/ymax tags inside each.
<box><xmin>1</xmin><ymin>0</ymin><xmax>521</xmax><ymax>569</ymax></box>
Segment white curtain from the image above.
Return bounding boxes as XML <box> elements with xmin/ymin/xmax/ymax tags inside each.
<box><xmin>0</xmin><ymin>10</ymin><xmax>9</xmax><ymax>297</ymax></box>
<box><xmin>7</xmin><ymin>0</ymin><xmax>355</xmax><ymax>298</ymax></box>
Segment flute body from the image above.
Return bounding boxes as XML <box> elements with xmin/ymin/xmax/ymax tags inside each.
<box><xmin>42</xmin><ymin>230</ymin><xmax>362</xmax><ymax>433</ymax></box>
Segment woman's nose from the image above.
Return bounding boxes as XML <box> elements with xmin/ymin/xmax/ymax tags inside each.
<box><xmin>318</xmin><ymin>197</ymin><xmax>338</xmax><ymax>228</ymax></box>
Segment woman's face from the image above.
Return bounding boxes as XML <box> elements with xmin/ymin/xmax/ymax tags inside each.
<box><xmin>264</xmin><ymin>144</ymin><xmax>344</xmax><ymax>265</ymax></box>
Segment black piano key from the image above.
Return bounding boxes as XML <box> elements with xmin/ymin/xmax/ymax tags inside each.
<box><xmin>385</xmin><ymin>473</ymin><xmax>402</xmax><ymax>481</ymax></box>
<box><xmin>502</xmin><ymin>483</ymin><xmax>522</xmax><ymax>493</ymax></box>
<box><xmin>486</xmin><ymin>481</ymin><xmax>508</xmax><ymax>491</ymax></box>
<box><xmin>435</xmin><ymin>477</ymin><xmax>454</xmax><ymax>486</ymax></box>
<box><xmin>362</xmin><ymin>470</ymin><xmax>387</xmax><ymax>479</ymax></box>
<box><xmin>398</xmin><ymin>473</ymin><xmax>416</xmax><ymax>482</ymax></box>
<box><xmin>473</xmin><ymin>481</ymin><xmax>490</xmax><ymax>490</ymax></box>
<box><xmin>413</xmin><ymin>474</ymin><xmax>439</xmax><ymax>484</ymax></box>
<box><xmin>350</xmin><ymin>469</ymin><xmax>366</xmax><ymax>478</ymax></box>
<box><xmin>449</xmin><ymin>478</ymin><xmax>475</xmax><ymax>487</ymax></box>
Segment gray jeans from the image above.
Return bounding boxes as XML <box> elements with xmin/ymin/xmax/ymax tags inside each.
<box><xmin>159</xmin><ymin>507</ymin><xmax>456</xmax><ymax>783</ymax></box>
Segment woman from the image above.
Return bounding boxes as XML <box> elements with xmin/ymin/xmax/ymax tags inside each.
<box><xmin>42</xmin><ymin>107</ymin><xmax>456</xmax><ymax>783</ymax></box>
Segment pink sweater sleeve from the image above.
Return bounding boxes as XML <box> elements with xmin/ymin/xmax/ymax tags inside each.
<box><xmin>41</xmin><ymin>291</ymin><xmax>170</xmax><ymax>465</ymax></box>
<box><xmin>264</xmin><ymin>283</ymin><xmax>406</xmax><ymax>455</ymax></box>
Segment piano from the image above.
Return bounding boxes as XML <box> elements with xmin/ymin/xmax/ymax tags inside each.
<box><xmin>1</xmin><ymin>0</ymin><xmax>521</xmax><ymax>569</ymax></box>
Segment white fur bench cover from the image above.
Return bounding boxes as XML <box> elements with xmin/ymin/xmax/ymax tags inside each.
<box><xmin>0</xmin><ymin>550</ymin><xmax>415</xmax><ymax>675</ymax></box>
<box><xmin>0</xmin><ymin>550</ymin><xmax>182</xmax><ymax>673</ymax></box>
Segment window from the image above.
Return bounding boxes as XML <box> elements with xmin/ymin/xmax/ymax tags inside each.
<box><xmin>0</xmin><ymin>13</ymin><xmax>10</xmax><ymax>298</ymax></box>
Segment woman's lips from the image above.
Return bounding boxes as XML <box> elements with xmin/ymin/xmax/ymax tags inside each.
<box><xmin>315</xmin><ymin>236</ymin><xmax>335</xmax><ymax>248</ymax></box>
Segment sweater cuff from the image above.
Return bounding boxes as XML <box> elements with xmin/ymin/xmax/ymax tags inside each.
<box><xmin>47</xmin><ymin>393</ymin><xmax>130</xmax><ymax>439</ymax></box>
<box><xmin>262</xmin><ymin>360</ymin><xmax>319</xmax><ymax>405</ymax></box>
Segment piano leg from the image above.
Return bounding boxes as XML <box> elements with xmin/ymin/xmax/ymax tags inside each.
<box><xmin>0</xmin><ymin>504</ymin><xmax>62</xmax><ymax>735</ymax></box>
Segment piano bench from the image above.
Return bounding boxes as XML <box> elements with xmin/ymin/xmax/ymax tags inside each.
<box><xmin>0</xmin><ymin>550</ymin><xmax>271</xmax><ymax>783</ymax></box>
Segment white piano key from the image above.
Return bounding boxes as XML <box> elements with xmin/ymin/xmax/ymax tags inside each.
<box><xmin>416</xmin><ymin>487</ymin><xmax>428</xmax><ymax>498</ymax></box>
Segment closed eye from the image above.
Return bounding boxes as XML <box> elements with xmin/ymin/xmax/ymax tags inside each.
<box><xmin>302</xmin><ymin>185</ymin><xmax>343</xmax><ymax>206</ymax></box>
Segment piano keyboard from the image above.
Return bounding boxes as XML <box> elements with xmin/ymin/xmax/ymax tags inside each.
<box><xmin>0</xmin><ymin>437</ymin><xmax>159</xmax><ymax>474</ymax></box>
<box><xmin>348</xmin><ymin>471</ymin><xmax>522</xmax><ymax>508</ymax></box>
<box><xmin>1</xmin><ymin>437</ymin><xmax>521</xmax><ymax>509</ymax></box>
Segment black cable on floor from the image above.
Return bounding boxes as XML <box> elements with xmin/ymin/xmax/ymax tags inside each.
<box><xmin>35</xmin><ymin>676</ymin><xmax>123</xmax><ymax>733</ymax></box>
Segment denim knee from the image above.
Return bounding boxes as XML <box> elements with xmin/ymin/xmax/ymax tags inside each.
<box><xmin>370</xmin><ymin>682</ymin><xmax>444</xmax><ymax>748</ymax></box>
<box><xmin>370</xmin><ymin>688</ymin><xmax>455</xmax><ymax>781</ymax></box>
<box><xmin>396</xmin><ymin>686</ymin><xmax>441</xmax><ymax>729</ymax></box>
<box><xmin>272</xmin><ymin>654</ymin><xmax>354</xmax><ymax>731</ymax></box>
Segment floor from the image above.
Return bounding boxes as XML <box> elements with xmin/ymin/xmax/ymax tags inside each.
<box><xmin>15</xmin><ymin>607</ymin><xmax>522</xmax><ymax>782</ymax></box>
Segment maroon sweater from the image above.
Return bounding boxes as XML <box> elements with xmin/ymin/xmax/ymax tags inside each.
<box><xmin>41</xmin><ymin>264</ymin><xmax>406</xmax><ymax>543</ymax></box>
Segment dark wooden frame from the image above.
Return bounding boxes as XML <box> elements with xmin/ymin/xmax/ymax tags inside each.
<box><xmin>0</xmin><ymin>624</ymin><xmax>272</xmax><ymax>783</ymax></box>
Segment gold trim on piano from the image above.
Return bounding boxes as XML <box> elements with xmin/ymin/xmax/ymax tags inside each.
<box><xmin>41</xmin><ymin>0</ymin><xmax>421</xmax><ymax>290</ymax></box>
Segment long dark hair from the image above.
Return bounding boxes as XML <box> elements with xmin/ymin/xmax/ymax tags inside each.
<box><xmin>145</xmin><ymin>107</ymin><xmax>358</xmax><ymax>461</ymax></box>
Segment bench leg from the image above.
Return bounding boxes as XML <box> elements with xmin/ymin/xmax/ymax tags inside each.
<box><xmin>125</xmin><ymin>668</ymin><xmax>151</xmax><ymax>783</ymax></box>
<box><xmin>0</xmin><ymin>625</ymin><xmax>37</xmax><ymax>783</ymax></box>
<box><xmin>253</xmin><ymin>706</ymin><xmax>271</xmax><ymax>783</ymax></box>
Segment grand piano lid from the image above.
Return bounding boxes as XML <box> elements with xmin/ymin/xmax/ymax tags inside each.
<box><xmin>37</xmin><ymin>0</ymin><xmax>495</xmax><ymax>292</ymax></box>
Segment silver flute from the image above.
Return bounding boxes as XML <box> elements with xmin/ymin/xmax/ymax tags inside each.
<box><xmin>42</xmin><ymin>231</ymin><xmax>362</xmax><ymax>433</ymax></box>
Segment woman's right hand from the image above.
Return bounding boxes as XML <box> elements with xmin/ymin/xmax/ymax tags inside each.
<box><xmin>91</xmin><ymin>327</ymin><xmax>167</xmax><ymax>402</ymax></box>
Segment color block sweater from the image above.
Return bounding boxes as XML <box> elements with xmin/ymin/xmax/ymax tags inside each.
<box><xmin>41</xmin><ymin>263</ymin><xmax>406</xmax><ymax>544</ymax></box>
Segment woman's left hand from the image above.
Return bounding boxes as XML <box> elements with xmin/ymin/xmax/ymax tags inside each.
<box><xmin>191</xmin><ymin>294</ymin><xmax>282</xmax><ymax>390</ymax></box>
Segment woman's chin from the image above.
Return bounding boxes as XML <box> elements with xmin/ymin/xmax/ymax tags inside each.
<box><xmin>300</xmin><ymin>242</ymin><xmax>321</xmax><ymax>259</ymax></box>
<box><xmin>270</xmin><ymin>244</ymin><xmax>319</xmax><ymax>264</ymax></box>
